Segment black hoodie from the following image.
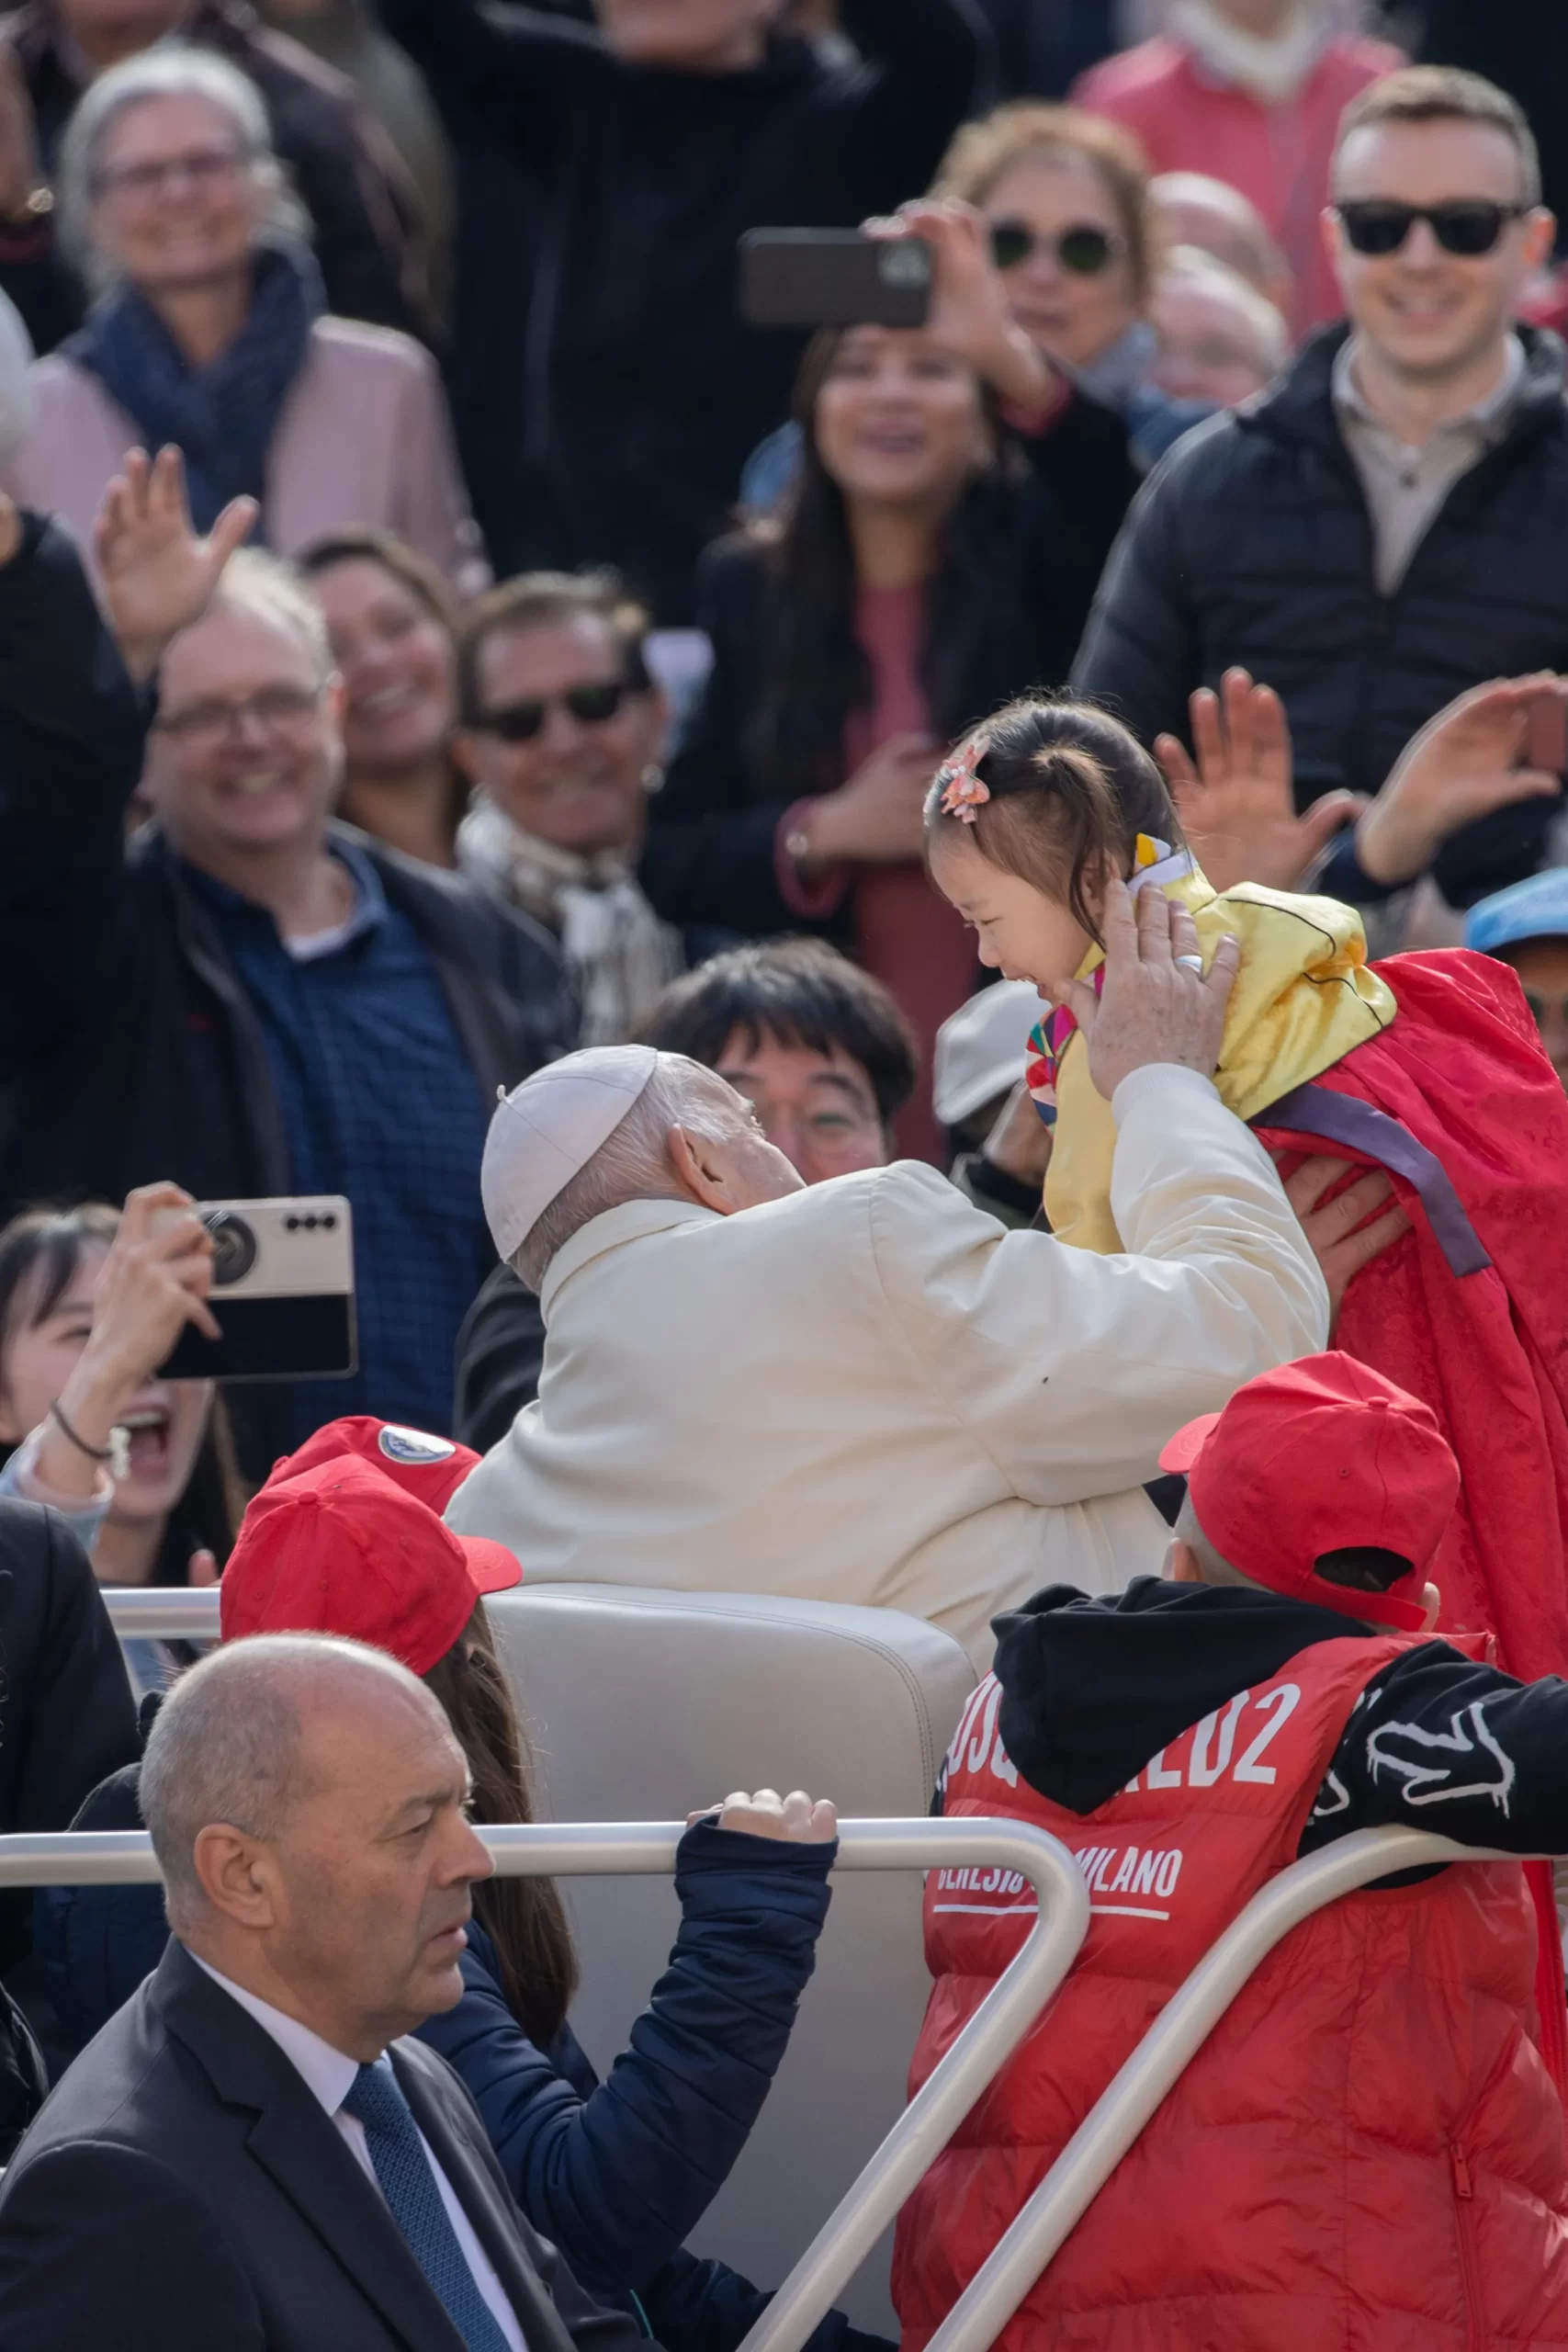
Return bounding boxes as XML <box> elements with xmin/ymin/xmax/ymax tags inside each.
<box><xmin>985</xmin><ymin>1577</ymin><xmax>1568</xmax><ymax>1861</ymax></box>
<box><xmin>378</xmin><ymin>0</ymin><xmax>989</xmax><ymax>617</ymax></box>
<box><xmin>1072</xmin><ymin>322</ymin><xmax>1568</xmax><ymax>907</ymax></box>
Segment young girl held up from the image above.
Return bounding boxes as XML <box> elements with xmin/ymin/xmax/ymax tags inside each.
<box><xmin>923</xmin><ymin>695</ymin><xmax>1568</xmax><ymax>1692</ymax></box>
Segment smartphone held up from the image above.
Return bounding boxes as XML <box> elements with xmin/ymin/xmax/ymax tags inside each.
<box><xmin>154</xmin><ymin>1195</ymin><xmax>357</xmax><ymax>1385</ymax></box>
<box><xmin>739</xmin><ymin>229</ymin><xmax>931</xmax><ymax>331</ymax></box>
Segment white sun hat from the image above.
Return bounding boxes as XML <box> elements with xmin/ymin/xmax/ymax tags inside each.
<box><xmin>482</xmin><ymin>1045</ymin><xmax>660</xmax><ymax>1261</ymax></box>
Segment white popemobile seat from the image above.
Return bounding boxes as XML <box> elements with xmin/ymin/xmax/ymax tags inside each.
<box><xmin>481</xmin><ymin>1585</ymin><xmax>977</xmax><ymax>2334</ymax></box>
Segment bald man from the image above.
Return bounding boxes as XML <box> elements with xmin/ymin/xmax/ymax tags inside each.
<box><xmin>0</xmin><ymin>1636</ymin><xmax>648</xmax><ymax>2352</ymax></box>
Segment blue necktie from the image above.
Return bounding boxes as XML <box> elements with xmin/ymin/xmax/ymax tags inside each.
<box><xmin>342</xmin><ymin>2058</ymin><xmax>512</xmax><ymax>2352</ymax></box>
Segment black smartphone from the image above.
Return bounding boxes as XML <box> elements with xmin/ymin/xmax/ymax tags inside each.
<box><xmin>156</xmin><ymin>1196</ymin><xmax>357</xmax><ymax>1384</ymax></box>
<box><xmin>739</xmin><ymin>230</ymin><xmax>931</xmax><ymax>330</ymax></box>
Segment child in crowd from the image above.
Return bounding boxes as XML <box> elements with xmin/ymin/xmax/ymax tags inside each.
<box><xmin>924</xmin><ymin>696</ymin><xmax>1568</xmax><ymax>1690</ymax></box>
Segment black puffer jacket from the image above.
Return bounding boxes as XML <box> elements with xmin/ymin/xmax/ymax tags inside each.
<box><xmin>1072</xmin><ymin>323</ymin><xmax>1568</xmax><ymax>908</ymax></box>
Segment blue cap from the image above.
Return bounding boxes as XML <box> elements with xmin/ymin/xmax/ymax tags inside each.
<box><xmin>1465</xmin><ymin>868</ymin><xmax>1568</xmax><ymax>958</ymax></box>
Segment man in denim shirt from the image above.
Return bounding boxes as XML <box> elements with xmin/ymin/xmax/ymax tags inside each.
<box><xmin>0</xmin><ymin>452</ymin><xmax>570</xmax><ymax>1471</ymax></box>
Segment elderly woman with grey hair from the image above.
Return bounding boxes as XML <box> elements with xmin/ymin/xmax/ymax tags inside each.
<box><xmin>3</xmin><ymin>45</ymin><xmax>482</xmax><ymax>587</ymax></box>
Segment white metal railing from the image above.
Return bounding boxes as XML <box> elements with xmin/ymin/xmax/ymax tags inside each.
<box><xmin>0</xmin><ymin>1815</ymin><xmax>1089</xmax><ymax>2352</ymax></box>
<box><xmin>0</xmin><ymin>1816</ymin><xmax>1529</xmax><ymax>2352</ymax></box>
<box><xmin>921</xmin><ymin>1826</ymin><xmax>1522</xmax><ymax>2352</ymax></box>
<box><xmin>99</xmin><ymin>1588</ymin><xmax>220</xmax><ymax>1640</ymax></box>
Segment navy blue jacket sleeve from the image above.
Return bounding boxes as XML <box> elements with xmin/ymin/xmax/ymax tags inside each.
<box><xmin>417</xmin><ymin>1819</ymin><xmax>835</xmax><ymax>2294</ymax></box>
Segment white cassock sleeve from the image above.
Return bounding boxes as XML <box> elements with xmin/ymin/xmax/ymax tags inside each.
<box><xmin>868</xmin><ymin>1063</ymin><xmax>1331</xmax><ymax>1507</ymax></box>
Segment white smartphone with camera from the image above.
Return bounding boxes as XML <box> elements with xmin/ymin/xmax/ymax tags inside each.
<box><xmin>156</xmin><ymin>1196</ymin><xmax>357</xmax><ymax>1384</ymax></box>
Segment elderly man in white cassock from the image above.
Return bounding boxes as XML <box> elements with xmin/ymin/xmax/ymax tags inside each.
<box><xmin>445</xmin><ymin>886</ymin><xmax>1404</xmax><ymax>1668</ymax></box>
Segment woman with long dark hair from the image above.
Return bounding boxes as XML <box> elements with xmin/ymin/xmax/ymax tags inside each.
<box><xmin>641</xmin><ymin>321</ymin><xmax>1076</xmax><ymax>1156</ymax></box>
<box><xmin>0</xmin><ymin>1184</ymin><xmax>243</xmax><ymax>1695</ymax></box>
<box><xmin>299</xmin><ymin>528</ymin><xmax>469</xmax><ymax>872</ymax></box>
<box><xmin>42</xmin><ymin>1432</ymin><xmax>879</xmax><ymax>2352</ymax></box>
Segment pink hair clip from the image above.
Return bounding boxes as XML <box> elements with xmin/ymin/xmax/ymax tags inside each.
<box><xmin>936</xmin><ymin>732</ymin><xmax>992</xmax><ymax>823</ymax></box>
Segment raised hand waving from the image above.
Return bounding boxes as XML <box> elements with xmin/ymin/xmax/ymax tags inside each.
<box><xmin>93</xmin><ymin>445</ymin><xmax>258</xmax><ymax>684</ymax></box>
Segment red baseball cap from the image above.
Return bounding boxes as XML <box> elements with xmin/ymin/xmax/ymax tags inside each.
<box><xmin>1158</xmin><ymin>1352</ymin><xmax>1458</xmax><ymax>1633</ymax></box>
<box><xmin>221</xmin><ymin>1453</ymin><xmax>521</xmax><ymax>1675</ymax></box>
<box><xmin>265</xmin><ymin>1417</ymin><xmax>479</xmax><ymax>1516</ymax></box>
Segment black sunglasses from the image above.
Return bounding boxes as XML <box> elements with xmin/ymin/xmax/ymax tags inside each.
<box><xmin>1336</xmin><ymin>198</ymin><xmax>1529</xmax><ymax>257</ymax></box>
<box><xmin>468</xmin><ymin>680</ymin><xmax>631</xmax><ymax>742</ymax></box>
<box><xmin>989</xmin><ymin>219</ymin><xmax>1122</xmax><ymax>276</ymax></box>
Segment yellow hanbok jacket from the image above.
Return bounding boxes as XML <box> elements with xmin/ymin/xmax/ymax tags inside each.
<box><xmin>1035</xmin><ymin>845</ymin><xmax>1396</xmax><ymax>1253</ymax></box>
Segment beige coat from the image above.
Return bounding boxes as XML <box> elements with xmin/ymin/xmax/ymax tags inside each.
<box><xmin>446</xmin><ymin>1067</ymin><xmax>1331</xmax><ymax>1668</ymax></box>
<box><xmin>4</xmin><ymin>315</ymin><xmax>484</xmax><ymax>590</ymax></box>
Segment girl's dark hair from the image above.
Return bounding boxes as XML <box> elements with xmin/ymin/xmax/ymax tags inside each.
<box><xmin>423</xmin><ymin>1607</ymin><xmax>579</xmax><ymax>2048</ymax></box>
<box><xmin>0</xmin><ymin>1201</ymin><xmax>245</xmax><ymax>1581</ymax></box>
<box><xmin>744</xmin><ymin>331</ymin><xmax>1032</xmax><ymax>800</ymax></box>
<box><xmin>924</xmin><ymin>696</ymin><xmax>1181</xmax><ymax>940</ymax></box>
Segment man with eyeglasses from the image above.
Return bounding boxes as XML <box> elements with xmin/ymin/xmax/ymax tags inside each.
<box><xmin>0</xmin><ymin>452</ymin><xmax>571</xmax><ymax>1477</ymax></box>
<box><xmin>1074</xmin><ymin>65</ymin><xmax>1568</xmax><ymax>919</ymax></box>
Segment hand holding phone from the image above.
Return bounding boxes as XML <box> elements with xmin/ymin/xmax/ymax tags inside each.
<box><xmin>155</xmin><ymin>1196</ymin><xmax>357</xmax><ymax>1384</ymax></box>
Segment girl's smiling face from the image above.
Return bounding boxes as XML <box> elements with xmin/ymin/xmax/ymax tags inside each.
<box><xmin>929</xmin><ymin>823</ymin><xmax>1095</xmax><ymax>995</ymax></box>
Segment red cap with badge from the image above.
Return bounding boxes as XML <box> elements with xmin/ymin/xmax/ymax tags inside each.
<box><xmin>1158</xmin><ymin>1352</ymin><xmax>1459</xmax><ymax>1633</ymax></box>
<box><xmin>265</xmin><ymin>1416</ymin><xmax>479</xmax><ymax>1516</ymax></box>
<box><xmin>221</xmin><ymin>1453</ymin><xmax>520</xmax><ymax>1675</ymax></box>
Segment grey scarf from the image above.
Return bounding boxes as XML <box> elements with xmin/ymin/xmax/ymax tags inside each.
<box><xmin>457</xmin><ymin>794</ymin><xmax>682</xmax><ymax>1046</ymax></box>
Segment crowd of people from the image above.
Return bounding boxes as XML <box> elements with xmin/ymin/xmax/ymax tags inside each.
<box><xmin>5</xmin><ymin>0</ymin><xmax>1568</xmax><ymax>2344</ymax></box>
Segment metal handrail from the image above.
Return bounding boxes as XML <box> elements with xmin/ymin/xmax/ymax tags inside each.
<box><xmin>0</xmin><ymin>1815</ymin><xmax>1089</xmax><ymax>2352</ymax></box>
<box><xmin>99</xmin><ymin>1588</ymin><xmax>220</xmax><ymax>1640</ymax></box>
<box><xmin>923</xmin><ymin>1826</ymin><xmax>1525</xmax><ymax>2352</ymax></box>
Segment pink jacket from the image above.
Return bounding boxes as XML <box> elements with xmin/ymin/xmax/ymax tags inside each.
<box><xmin>1073</xmin><ymin>34</ymin><xmax>1404</xmax><ymax>334</ymax></box>
<box><xmin>4</xmin><ymin>313</ymin><xmax>486</xmax><ymax>591</ymax></box>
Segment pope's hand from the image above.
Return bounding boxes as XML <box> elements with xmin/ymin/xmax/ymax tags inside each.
<box><xmin>1047</xmin><ymin>879</ymin><xmax>1239</xmax><ymax>1102</ymax></box>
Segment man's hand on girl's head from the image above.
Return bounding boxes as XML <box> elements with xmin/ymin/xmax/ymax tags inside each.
<box><xmin>1052</xmin><ymin>880</ymin><xmax>1240</xmax><ymax>1102</ymax></box>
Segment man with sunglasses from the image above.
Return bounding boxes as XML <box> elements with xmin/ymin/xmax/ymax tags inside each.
<box><xmin>450</xmin><ymin>571</ymin><xmax>682</xmax><ymax>1050</ymax></box>
<box><xmin>0</xmin><ymin>455</ymin><xmax>572</xmax><ymax>1480</ymax></box>
<box><xmin>1075</xmin><ymin>65</ymin><xmax>1568</xmax><ymax>919</ymax></box>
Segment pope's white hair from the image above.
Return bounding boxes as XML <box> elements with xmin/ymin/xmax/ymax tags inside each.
<box><xmin>511</xmin><ymin>1055</ymin><xmax>748</xmax><ymax>1293</ymax></box>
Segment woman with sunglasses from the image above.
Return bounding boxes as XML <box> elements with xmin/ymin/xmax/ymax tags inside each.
<box><xmin>451</xmin><ymin>572</ymin><xmax>682</xmax><ymax>1046</ymax></box>
<box><xmin>299</xmin><ymin>529</ymin><xmax>470</xmax><ymax>872</ymax></box>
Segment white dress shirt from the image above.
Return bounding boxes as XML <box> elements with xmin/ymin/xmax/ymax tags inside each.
<box><xmin>193</xmin><ymin>1958</ymin><xmax>525</xmax><ymax>2351</ymax></box>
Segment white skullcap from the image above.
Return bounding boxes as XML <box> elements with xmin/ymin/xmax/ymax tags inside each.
<box><xmin>932</xmin><ymin>981</ymin><xmax>1043</xmax><ymax>1128</ymax></box>
<box><xmin>482</xmin><ymin>1045</ymin><xmax>660</xmax><ymax>1261</ymax></box>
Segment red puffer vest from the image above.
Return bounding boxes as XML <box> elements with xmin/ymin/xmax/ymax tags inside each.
<box><xmin>893</xmin><ymin>1636</ymin><xmax>1568</xmax><ymax>2352</ymax></box>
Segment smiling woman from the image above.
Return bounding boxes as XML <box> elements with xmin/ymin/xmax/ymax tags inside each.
<box><xmin>299</xmin><ymin>529</ymin><xmax>466</xmax><ymax>872</ymax></box>
<box><xmin>0</xmin><ymin>46</ymin><xmax>482</xmax><ymax>585</ymax></box>
<box><xmin>0</xmin><ymin>1188</ymin><xmax>244</xmax><ymax>1692</ymax></box>
<box><xmin>643</xmin><ymin>319</ymin><xmax>1078</xmax><ymax>1158</ymax></box>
